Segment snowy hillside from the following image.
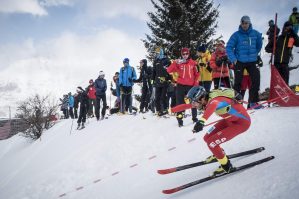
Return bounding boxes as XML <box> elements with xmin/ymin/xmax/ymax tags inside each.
<box><xmin>0</xmin><ymin>106</ymin><xmax>299</xmax><ymax>199</ymax></box>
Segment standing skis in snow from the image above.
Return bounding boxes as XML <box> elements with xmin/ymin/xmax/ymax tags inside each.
<box><xmin>188</xmin><ymin>86</ymin><xmax>250</xmax><ymax>176</ymax></box>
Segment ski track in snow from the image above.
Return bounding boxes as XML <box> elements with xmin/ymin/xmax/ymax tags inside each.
<box><xmin>0</xmin><ymin>107</ymin><xmax>299</xmax><ymax>199</ymax></box>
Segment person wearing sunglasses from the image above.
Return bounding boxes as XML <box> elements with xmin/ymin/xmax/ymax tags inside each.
<box><xmin>226</xmin><ymin>15</ymin><xmax>263</xmax><ymax>109</ymax></box>
<box><xmin>167</xmin><ymin>47</ymin><xmax>199</xmax><ymax>127</ymax></box>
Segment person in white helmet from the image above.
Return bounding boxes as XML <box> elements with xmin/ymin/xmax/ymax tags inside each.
<box><xmin>94</xmin><ymin>70</ymin><xmax>107</xmax><ymax>120</ymax></box>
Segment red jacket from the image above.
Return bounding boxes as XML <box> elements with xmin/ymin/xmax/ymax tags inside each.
<box><xmin>202</xmin><ymin>96</ymin><xmax>250</xmax><ymax>122</ymax></box>
<box><xmin>167</xmin><ymin>59</ymin><xmax>199</xmax><ymax>86</ymax></box>
<box><xmin>87</xmin><ymin>84</ymin><xmax>96</xmax><ymax>99</ymax></box>
<box><xmin>210</xmin><ymin>51</ymin><xmax>233</xmax><ymax>79</ymax></box>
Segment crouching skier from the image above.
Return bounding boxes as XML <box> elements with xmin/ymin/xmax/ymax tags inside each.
<box><xmin>187</xmin><ymin>86</ymin><xmax>251</xmax><ymax>176</ymax></box>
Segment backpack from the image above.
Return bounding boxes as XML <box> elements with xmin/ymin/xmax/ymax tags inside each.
<box><xmin>208</xmin><ymin>88</ymin><xmax>238</xmax><ymax>101</ymax></box>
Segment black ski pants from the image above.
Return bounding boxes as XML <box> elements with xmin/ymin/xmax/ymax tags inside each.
<box><xmin>234</xmin><ymin>61</ymin><xmax>260</xmax><ymax>103</ymax></box>
<box><xmin>176</xmin><ymin>84</ymin><xmax>197</xmax><ymax>121</ymax></box>
<box><xmin>155</xmin><ymin>85</ymin><xmax>167</xmax><ymax>113</ymax></box>
<box><xmin>95</xmin><ymin>94</ymin><xmax>107</xmax><ymax>119</ymax></box>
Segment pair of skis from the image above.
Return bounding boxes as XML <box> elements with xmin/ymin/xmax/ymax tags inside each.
<box><xmin>158</xmin><ymin>147</ymin><xmax>274</xmax><ymax>194</ymax></box>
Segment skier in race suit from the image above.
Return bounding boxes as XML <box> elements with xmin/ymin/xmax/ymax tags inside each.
<box><xmin>187</xmin><ymin>86</ymin><xmax>251</xmax><ymax>176</ymax></box>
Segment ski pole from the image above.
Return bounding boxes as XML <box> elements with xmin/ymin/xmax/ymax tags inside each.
<box><xmin>218</xmin><ymin>62</ymin><xmax>224</xmax><ymax>89</ymax></box>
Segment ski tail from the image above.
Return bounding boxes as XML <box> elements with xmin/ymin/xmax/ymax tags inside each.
<box><xmin>162</xmin><ymin>156</ymin><xmax>274</xmax><ymax>194</ymax></box>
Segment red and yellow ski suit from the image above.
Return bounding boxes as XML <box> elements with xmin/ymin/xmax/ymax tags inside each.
<box><xmin>201</xmin><ymin>96</ymin><xmax>251</xmax><ymax>159</ymax></box>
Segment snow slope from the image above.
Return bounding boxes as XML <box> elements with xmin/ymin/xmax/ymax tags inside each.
<box><xmin>0</xmin><ymin>106</ymin><xmax>299</xmax><ymax>199</ymax></box>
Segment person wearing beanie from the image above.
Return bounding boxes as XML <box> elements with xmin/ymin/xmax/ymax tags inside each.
<box><xmin>273</xmin><ymin>21</ymin><xmax>299</xmax><ymax>85</ymax></box>
<box><xmin>167</xmin><ymin>47</ymin><xmax>199</xmax><ymax>127</ymax></box>
<box><xmin>76</xmin><ymin>86</ymin><xmax>89</xmax><ymax>129</ymax></box>
<box><xmin>86</xmin><ymin>79</ymin><xmax>96</xmax><ymax>118</ymax></box>
<box><xmin>265</xmin><ymin>19</ymin><xmax>280</xmax><ymax>53</ymax></box>
<box><xmin>152</xmin><ymin>48</ymin><xmax>171</xmax><ymax>116</ymax></box>
<box><xmin>119</xmin><ymin>58</ymin><xmax>137</xmax><ymax>114</ymax></box>
<box><xmin>209</xmin><ymin>42</ymin><xmax>233</xmax><ymax>89</ymax></box>
<box><xmin>226</xmin><ymin>15</ymin><xmax>263</xmax><ymax>109</ymax></box>
<box><xmin>289</xmin><ymin>7</ymin><xmax>299</xmax><ymax>35</ymax></box>
<box><xmin>134</xmin><ymin>59</ymin><xmax>153</xmax><ymax>113</ymax></box>
<box><xmin>94</xmin><ymin>70</ymin><xmax>107</xmax><ymax>120</ymax></box>
<box><xmin>196</xmin><ymin>43</ymin><xmax>212</xmax><ymax>92</ymax></box>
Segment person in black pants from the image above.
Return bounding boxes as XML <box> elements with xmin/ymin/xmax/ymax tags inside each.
<box><xmin>134</xmin><ymin>59</ymin><xmax>152</xmax><ymax>113</ymax></box>
<box><xmin>76</xmin><ymin>87</ymin><xmax>89</xmax><ymax>129</ymax></box>
<box><xmin>273</xmin><ymin>21</ymin><xmax>299</xmax><ymax>85</ymax></box>
<box><xmin>152</xmin><ymin>47</ymin><xmax>171</xmax><ymax>116</ymax></box>
<box><xmin>94</xmin><ymin>71</ymin><xmax>107</xmax><ymax>120</ymax></box>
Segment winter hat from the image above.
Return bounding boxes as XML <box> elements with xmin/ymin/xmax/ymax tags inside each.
<box><xmin>123</xmin><ymin>58</ymin><xmax>129</xmax><ymax>63</ymax></box>
<box><xmin>89</xmin><ymin>79</ymin><xmax>93</xmax><ymax>83</ymax></box>
<box><xmin>241</xmin><ymin>15</ymin><xmax>251</xmax><ymax>24</ymax></box>
<box><xmin>268</xmin><ymin>20</ymin><xmax>274</xmax><ymax>26</ymax></box>
<box><xmin>293</xmin><ymin>7</ymin><xmax>297</xmax><ymax>12</ymax></box>
<box><xmin>283</xmin><ymin>21</ymin><xmax>293</xmax><ymax>29</ymax></box>
<box><xmin>99</xmin><ymin>70</ymin><xmax>105</xmax><ymax>77</ymax></box>
<box><xmin>140</xmin><ymin>59</ymin><xmax>147</xmax><ymax>65</ymax></box>
<box><xmin>115</xmin><ymin>72</ymin><xmax>119</xmax><ymax>75</ymax></box>
<box><xmin>77</xmin><ymin>86</ymin><xmax>84</xmax><ymax>92</ymax></box>
<box><xmin>181</xmin><ymin>47</ymin><xmax>190</xmax><ymax>55</ymax></box>
<box><xmin>196</xmin><ymin>44</ymin><xmax>206</xmax><ymax>53</ymax></box>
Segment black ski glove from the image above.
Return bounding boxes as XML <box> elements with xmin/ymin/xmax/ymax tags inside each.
<box><xmin>193</xmin><ymin>119</ymin><xmax>205</xmax><ymax>133</ymax></box>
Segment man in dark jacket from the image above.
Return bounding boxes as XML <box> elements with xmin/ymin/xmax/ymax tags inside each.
<box><xmin>152</xmin><ymin>47</ymin><xmax>171</xmax><ymax>116</ymax></box>
<box><xmin>94</xmin><ymin>71</ymin><xmax>107</xmax><ymax>120</ymax></box>
<box><xmin>134</xmin><ymin>59</ymin><xmax>152</xmax><ymax>113</ymax></box>
<box><xmin>265</xmin><ymin>19</ymin><xmax>280</xmax><ymax>53</ymax></box>
<box><xmin>274</xmin><ymin>21</ymin><xmax>299</xmax><ymax>85</ymax></box>
<box><xmin>76</xmin><ymin>87</ymin><xmax>89</xmax><ymax>129</ymax></box>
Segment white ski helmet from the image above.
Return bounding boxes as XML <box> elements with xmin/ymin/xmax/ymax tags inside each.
<box><xmin>99</xmin><ymin>70</ymin><xmax>105</xmax><ymax>78</ymax></box>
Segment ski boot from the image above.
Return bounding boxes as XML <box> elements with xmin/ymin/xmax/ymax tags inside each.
<box><xmin>80</xmin><ymin>123</ymin><xmax>85</xmax><ymax>129</ymax></box>
<box><xmin>76</xmin><ymin>123</ymin><xmax>80</xmax><ymax>130</ymax></box>
<box><xmin>204</xmin><ymin>155</ymin><xmax>217</xmax><ymax>163</ymax></box>
<box><xmin>177</xmin><ymin>113</ymin><xmax>184</xmax><ymax>127</ymax></box>
<box><xmin>192</xmin><ymin>117</ymin><xmax>199</xmax><ymax>123</ymax></box>
<box><xmin>212</xmin><ymin>156</ymin><xmax>234</xmax><ymax>176</ymax></box>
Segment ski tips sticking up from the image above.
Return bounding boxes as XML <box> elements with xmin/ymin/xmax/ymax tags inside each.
<box><xmin>161</xmin><ymin>155</ymin><xmax>274</xmax><ymax>195</ymax></box>
<box><xmin>157</xmin><ymin>168</ymin><xmax>176</xmax><ymax>175</ymax></box>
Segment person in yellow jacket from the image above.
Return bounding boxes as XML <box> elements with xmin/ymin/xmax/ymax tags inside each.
<box><xmin>196</xmin><ymin>44</ymin><xmax>212</xmax><ymax>92</ymax></box>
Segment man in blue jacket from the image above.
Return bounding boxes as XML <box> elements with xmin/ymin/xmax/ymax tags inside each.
<box><xmin>94</xmin><ymin>71</ymin><xmax>107</xmax><ymax>120</ymax></box>
<box><xmin>119</xmin><ymin>58</ymin><xmax>137</xmax><ymax>114</ymax></box>
<box><xmin>226</xmin><ymin>15</ymin><xmax>262</xmax><ymax>108</ymax></box>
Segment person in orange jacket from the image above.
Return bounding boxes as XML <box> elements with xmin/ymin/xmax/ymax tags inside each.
<box><xmin>210</xmin><ymin>42</ymin><xmax>233</xmax><ymax>89</ymax></box>
<box><xmin>167</xmin><ymin>47</ymin><xmax>199</xmax><ymax>127</ymax></box>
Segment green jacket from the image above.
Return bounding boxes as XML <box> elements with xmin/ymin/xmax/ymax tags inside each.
<box><xmin>289</xmin><ymin>12</ymin><xmax>299</xmax><ymax>25</ymax></box>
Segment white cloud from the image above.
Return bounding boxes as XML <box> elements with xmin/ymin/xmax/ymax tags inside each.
<box><xmin>0</xmin><ymin>0</ymin><xmax>47</xmax><ymax>16</ymax></box>
<box><xmin>39</xmin><ymin>0</ymin><xmax>74</xmax><ymax>7</ymax></box>
<box><xmin>83</xmin><ymin>0</ymin><xmax>153</xmax><ymax>21</ymax></box>
<box><xmin>0</xmin><ymin>28</ymin><xmax>147</xmax><ymax>116</ymax></box>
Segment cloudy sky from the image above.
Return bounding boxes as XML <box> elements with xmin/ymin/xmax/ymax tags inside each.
<box><xmin>0</xmin><ymin>0</ymin><xmax>297</xmax><ymax>116</ymax></box>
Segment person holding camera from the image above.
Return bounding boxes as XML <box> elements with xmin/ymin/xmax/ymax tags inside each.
<box><xmin>210</xmin><ymin>42</ymin><xmax>233</xmax><ymax>89</ymax></box>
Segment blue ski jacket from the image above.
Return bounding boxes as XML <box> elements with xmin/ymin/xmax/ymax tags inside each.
<box><xmin>119</xmin><ymin>65</ymin><xmax>137</xmax><ymax>87</ymax></box>
<box><xmin>226</xmin><ymin>24</ymin><xmax>262</xmax><ymax>63</ymax></box>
